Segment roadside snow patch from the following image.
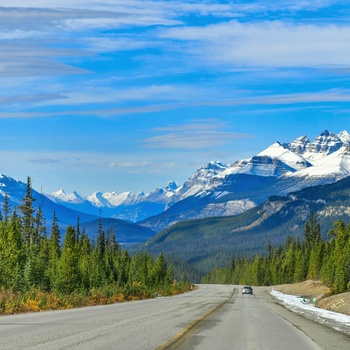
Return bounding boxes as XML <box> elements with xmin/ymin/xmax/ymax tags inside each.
<box><xmin>270</xmin><ymin>290</ymin><xmax>350</xmax><ymax>334</ymax></box>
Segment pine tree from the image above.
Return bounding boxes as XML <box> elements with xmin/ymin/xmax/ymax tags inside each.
<box><xmin>78</xmin><ymin>230</ymin><xmax>92</xmax><ymax>290</ymax></box>
<box><xmin>18</xmin><ymin>177</ymin><xmax>36</xmax><ymax>246</ymax></box>
<box><xmin>2</xmin><ymin>193</ymin><xmax>11</xmax><ymax>225</ymax></box>
<box><xmin>331</xmin><ymin>221</ymin><xmax>350</xmax><ymax>293</ymax></box>
<box><xmin>105</xmin><ymin>227</ymin><xmax>119</xmax><ymax>283</ymax></box>
<box><xmin>307</xmin><ymin>240</ymin><xmax>324</xmax><ymax>280</ymax></box>
<box><xmin>319</xmin><ymin>239</ymin><xmax>335</xmax><ymax>286</ymax></box>
<box><xmin>304</xmin><ymin>213</ymin><xmax>321</xmax><ymax>249</ymax></box>
<box><xmin>48</xmin><ymin>212</ymin><xmax>61</xmax><ymax>289</ymax></box>
<box><xmin>152</xmin><ymin>253</ymin><xmax>167</xmax><ymax>286</ymax></box>
<box><xmin>96</xmin><ymin>216</ymin><xmax>105</xmax><ymax>259</ymax></box>
<box><xmin>56</xmin><ymin>226</ymin><xmax>80</xmax><ymax>293</ymax></box>
<box><xmin>0</xmin><ymin>213</ymin><xmax>25</xmax><ymax>290</ymax></box>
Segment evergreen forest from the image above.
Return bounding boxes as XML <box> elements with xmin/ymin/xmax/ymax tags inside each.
<box><xmin>0</xmin><ymin>177</ymin><xmax>190</xmax><ymax>315</ymax></box>
<box><xmin>203</xmin><ymin>213</ymin><xmax>350</xmax><ymax>294</ymax></box>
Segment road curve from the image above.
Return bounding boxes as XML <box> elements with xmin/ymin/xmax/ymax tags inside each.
<box><xmin>0</xmin><ymin>285</ymin><xmax>348</xmax><ymax>350</ymax></box>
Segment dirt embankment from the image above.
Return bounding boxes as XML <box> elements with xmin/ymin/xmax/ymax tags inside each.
<box><xmin>274</xmin><ymin>280</ymin><xmax>350</xmax><ymax>316</ymax></box>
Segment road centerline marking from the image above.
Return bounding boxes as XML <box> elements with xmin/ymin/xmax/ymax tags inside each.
<box><xmin>157</xmin><ymin>288</ymin><xmax>237</xmax><ymax>350</ymax></box>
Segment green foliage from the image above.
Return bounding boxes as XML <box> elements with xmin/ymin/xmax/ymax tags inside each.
<box><xmin>0</xmin><ymin>181</ymin><xmax>188</xmax><ymax>314</ymax></box>
<box><xmin>138</xmin><ymin>177</ymin><xmax>350</xmax><ymax>276</ymax></box>
<box><xmin>203</xmin><ymin>214</ymin><xmax>350</xmax><ymax>294</ymax></box>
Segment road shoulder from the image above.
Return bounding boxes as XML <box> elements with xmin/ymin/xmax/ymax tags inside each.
<box><xmin>256</xmin><ymin>286</ymin><xmax>350</xmax><ymax>350</ymax></box>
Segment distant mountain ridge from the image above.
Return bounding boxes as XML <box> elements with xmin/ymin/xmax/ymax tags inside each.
<box><xmin>46</xmin><ymin>130</ymin><xmax>350</xmax><ymax>230</ymax></box>
<box><xmin>0</xmin><ymin>174</ymin><xmax>98</xmax><ymax>228</ymax></box>
<box><xmin>137</xmin><ymin>176</ymin><xmax>350</xmax><ymax>274</ymax></box>
<box><xmin>2</xmin><ymin>130</ymin><xmax>349</xmax><ymax>275</ymax></box>
<box><xmin>0</xmin><ymin>129</ymin><xmax>350</xmax><ymax>245</ymax></box>
<box><xmin>46</xmin><ymin>161</ymin><xmax>230</xmax><ymax>222</ymax></box>
<box><xmin>140</xmin><ymin>130</ymin><xmax>350</xmax><ymax>231</ymax></box>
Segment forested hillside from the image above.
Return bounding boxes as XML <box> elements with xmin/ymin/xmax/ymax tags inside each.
<box><xmin>137</xmin><ymin>176</ymin><xmax>350</xmax><ymax>275</ymax></box>
<box><xmin>0</xmin><ymin>178</ymin><xmax>190</xmax><ymax>315</ymax></box>
<box><xmin>203</xmin><ymin>214</ymin><xmax>350</xmax><ymax>294</ymax></box>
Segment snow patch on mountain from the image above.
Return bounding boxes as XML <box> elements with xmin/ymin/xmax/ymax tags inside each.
<box><xmin>199</xmin><ymin>199</ymin><xmax>256</xmax><ymax>217</ymax></box>
<box><xmin>284</xmin><ymin>135</ymin><xmax>311</xmax><ymax>155</ymax></box>
<box><xmin>49</xmin><ymin>188</ymin><xmax>85</xmax><ymax>204</ymax></box>
<box><xmin>258</xmin><ymin>142</ymin><xmax>312</xmax><ymax>171</ymax></box>
<box><xmin>175</xmin><ymin>161</ymin><xmax>229</xmax><ymax>199</ymax></box>
<box><xmin>220</xmin><ymin>142</ymin><xmax>311</xmax><ymax>178</ymax></box>
<box><xmin>87</xmin><ymin>192</ymin><xmax>115</xmax><ymax>208</ymax></box>
<box><xmin>302</xmin><ymin>130</ymin><xmax>343</xmax><ymax>163</ymax></box>
<box><xmin>102</xmin><ymin>191</ymin><xmax>137</xmax><ymax>206</ymax></box>
<box><xmin>338</xmin><ymin>130</ymin><xmax>350</xmax><ymax>144</ymax></box>
<box><xmin>285</xmin><ymin>145</ymin><xmax>350</xmax><ymax>179</ymax></box>
<box><xmin>46</xmin><ymin>130</ymin><xmax>350</xmax><ymax>224</ymax></box>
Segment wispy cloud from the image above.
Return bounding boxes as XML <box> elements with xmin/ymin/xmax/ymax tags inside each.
<box><xmin>0</xmin><ymin>93</ymin><xmax>66</xmax><ymax>105</ymax></box>
<box><xmin>28</xmin><ymin>157</ymin><xmax>80</xmax><ymax>164</ymax></box>
<box><xmin>159</xmin><ymin>20</ymin><xmax>350</xmax><ymax>68</ymax></box>
<box><xmin>1</xmin><ymin>89</ymin><xmax>350</xmax><ymax>119</ymax></box>
<box><xmin>142</xmin><ymin>132</ymin><xmax>239</xmax><ymax>149</ymax></box>
<box><xmin>106</xmin><ymin>161</ymin><xmax>177</xmax><ymax>169</ymax></box>
<box><xmin>107</xmin><ymin>161</ymin><xmax>153</xmax><ymax>168</ymax></box>
<box><xmin>142</xmin><ymin>119</ymin><xmax>251</xmax><ymax>149</ymax></box>
<box><xmin>28</xmin><ymin>158</ymin><xmax>61</xmax><ymax>164</ymax></box>
<box><xmin>0</xmin><ymin>41</ymin><xmax>91</xmax><ymax>77</ymax></box>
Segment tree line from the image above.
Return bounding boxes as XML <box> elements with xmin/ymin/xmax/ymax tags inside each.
<box><xmin>202</xmin><ymin>213</ymin><xmax>350</xmax><ymax>294</ymax></box>
<box><xmin>0</xmin><ymin>177</ymin><xmax>189</xmax><ymax>314</ymax></box>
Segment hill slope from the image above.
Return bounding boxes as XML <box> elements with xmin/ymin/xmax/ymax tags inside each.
<box><xmin>138</xmin><ymin>176</ymin><xmax>350</xmax><ymax>274</ymax></box>
<box><xmin>81</xmin><ymin>217</ymin><xmax>156</xmax><ymax>244</ymax></box>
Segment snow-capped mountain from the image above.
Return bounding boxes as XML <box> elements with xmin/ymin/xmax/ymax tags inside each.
<box><xmin>223</xmin><ymin>142</ymin><xmax>311</xmax><ymax>178</ymax></box>
<box><xmin>47</xmin><ymin>130</ymin><xmax>350</xmax><ymax>229</ymax></box>
<box><xmin>47</xmin><ymin>163</ymin><xmax>229</xmax><ymax>221</ymax></box>
<box><xmin>139</xmin><ymin>130</ymin><xmax>350</xmax><ymax>231</ymax></box>
<box><xmin>0</xmin><ymin>175</ymin><xmax>98</xmax><ymax>228</ymax></box>
<box><xmin>299</xmin><ymin>130</ymin><xmax>344</xmax><ymax>163</ymax></box>
<box><xmin>47</xmin><ymin>180</ymin><xmax>181</xmax><ymax>222</ymax></box>
<box><xmin>280</xmin><ymin>144</ymin><xmax>350</xmax><ymax>194</ymax></box>
<box><xmin>174</xmin><ymin>161</ymin><xmax>229</xmax><ymax>199</ymax></box>
<box><xmin>50</xmin><ymin>188</ymin><xmax>85</xmax><ymax>204</ymax></box>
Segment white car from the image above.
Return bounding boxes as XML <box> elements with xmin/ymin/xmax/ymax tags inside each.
<box><xmin>242</xmin><ymin>286</ymin><xmax>253</xmax><ymax>295</ymax></box>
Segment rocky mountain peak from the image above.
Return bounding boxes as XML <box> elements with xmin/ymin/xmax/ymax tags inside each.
<box><xmin>284</xmin><ymin>135</ymin><xmax>311</xmax><ymax>155</ymax></box>
<box><xmin>338</xmin><ymin>130</ymin><xmax>350</xmax><ymax>144</ymax></box>
<box><xmin>165</xmin><ymin>180</ymin><xmax>179</xmax><ymax>191</ymax></box>
<box><xmin>303</xmin><ymin>130</ymin><xmax>343</xmax><ymax>163</ymax></box>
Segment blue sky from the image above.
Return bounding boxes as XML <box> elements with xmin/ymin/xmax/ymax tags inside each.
<box><xmin>1</xmin><ymin>0</ymin><xmax>350</xmax><ymax>196</ymax></box>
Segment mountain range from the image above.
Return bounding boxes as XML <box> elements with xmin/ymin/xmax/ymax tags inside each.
<box><xmin>1</xmin><ymin>129</ymin><xmax>350</xmax><ymax>244</ymax></box>
<box><xmin>138</xmin><ymin>130</ymin><xmax>350</xmax><ymax>232</ymax></box>
<box><xmin>46</xmin><ymin>130</ymin><xmax>350</xmax><ymax>233</ymax></box>
<box><xmin>0</xmin><ymin>174</ymin><xmax>98</xmax><ymax>228</ymax></box>
<box><xmin>137</xmin><ymin>175</ymin><xmax>350</xmax><ymax>274</ymax></box>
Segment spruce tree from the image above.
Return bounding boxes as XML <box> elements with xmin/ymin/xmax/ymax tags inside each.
<box><xmin>2</xmin><ymin>193</ymin><xmax>11</xmax><ymax>225</ymax></box>
<box><xmin>19</xmin><ymin>176</ymin><xmax>36</xmax><ymax>246</ymax></box>
<box><xmin>48</xmin><ymin>212</ymin><xmax>61</xmax><ymax>289</ymax></box>
<box><xmin>57</xmin><ymin>226</ymin><xmax>80</xmax><ymax>293</ymax></box>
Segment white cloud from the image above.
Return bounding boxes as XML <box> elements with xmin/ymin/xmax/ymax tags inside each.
<box><xmin>154</xmin><ymin>119</ymin><xmax>228</xmax><ymax>132</ymax></box>
<box><xmin>142</xmin><ymin>131</ymin><xmax>242</xmax><ymax>149</ymax></box>
<box><xmin>107</xmin><ymin>161</ymin><xmax>153</xmax><ymax>168</ymax></box>
<box><xmin>159</xmin><ymin>20</ymin><xmax>350</xmax><ymax>68</ymax></box>
<box><xmin>0</xmin><ymin>40</ymin><xmax>91</xmax><ymax>77</ymax></box>
<box><xmin>1</xmin><ymin>89</ymin><xmax>350</xmax><ymax>119</ymax></box>
<box><xmin>1</xmin><ymin>2</ymin><xmax>347</xmax><ymax>81</ymax></box>
<box><xmin>0</xmin><ymin>93</ymin><xmax>65</xmax><ymax>104</ymax></box>
<box><xmin>142</xmin><ymin>120</ymin><xmax>251</xmax><ymax>149</ymax></box>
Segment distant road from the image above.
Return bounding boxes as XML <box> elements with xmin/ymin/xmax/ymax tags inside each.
<box><xmin>0</xmin><ymin>285</ymin><xmax>348</xmax><ymax>350</ymax></box>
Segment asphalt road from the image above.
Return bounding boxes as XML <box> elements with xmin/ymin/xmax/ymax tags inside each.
<box><xmin>0</xmin><ymin>285</ymin><xmax>348</xmax><ymax>350</ymax></box>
